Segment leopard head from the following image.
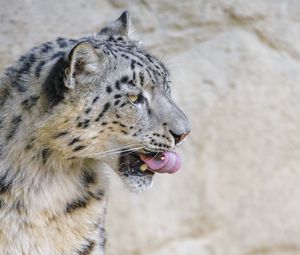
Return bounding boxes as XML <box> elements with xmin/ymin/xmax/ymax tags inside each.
<box><xmin>41</xmin><ymin>11</ymin><xmax>190</xmax><ymax>192</ymax></box>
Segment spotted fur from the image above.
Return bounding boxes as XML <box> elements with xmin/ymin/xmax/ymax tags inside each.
<box><xmin>0</xmin><ymin>11</ymin><xmax>190</xmax><ymax>255</ymax></box>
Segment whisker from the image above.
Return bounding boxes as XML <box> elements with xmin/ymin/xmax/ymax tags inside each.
<box><xmin>90</xmin><ymin>143</ymin><xmax>141</xmax><ymax>156</ymax></box>
<box><xmin>90</xmin><ymin>145</ymin><xmax>144</xmax><ymax>158</ymax></box>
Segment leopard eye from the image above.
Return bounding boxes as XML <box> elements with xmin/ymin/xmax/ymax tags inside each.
<box><xmin>127</xmin><ymin>93</ymin><xmax>144</xmax><ymax>104</ymax></box>
<box><xmin>128</xmin><ymin>94</ymin><xmax>139</xmax><ymax>103</ymax></box>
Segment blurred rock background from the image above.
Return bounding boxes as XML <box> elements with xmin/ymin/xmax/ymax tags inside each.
<box><xmin>1</xmin><ymin>0</ymin><xmax>300</xmax><ymax>254</ymax></box>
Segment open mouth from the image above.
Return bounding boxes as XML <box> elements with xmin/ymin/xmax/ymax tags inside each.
<box><xmin>119</xmin><ymin>150</ymin><xmax>182</xmax><ymax>177</ymax></box>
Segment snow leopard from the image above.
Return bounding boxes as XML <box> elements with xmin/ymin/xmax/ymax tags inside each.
<box><xmin>0</xmin><ymin>11</ymin><xmax>190</xmax><ymax>254</ymax></box>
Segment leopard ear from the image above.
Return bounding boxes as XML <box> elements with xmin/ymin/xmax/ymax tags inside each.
<box><xmin>99</xmin><ymin>11</ymin><xmax>129</xmax><ymax>37</ymax></box>
<box><xmin>64</xmin><ymin>41</ymin><xmax>100</xmax><ymax>89</ymax></box>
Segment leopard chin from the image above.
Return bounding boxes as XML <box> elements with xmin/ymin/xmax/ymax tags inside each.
<box><xmin>118</xmin><ymin>151</ymin><xmax>155</xmax><ymax>193</ymax></box>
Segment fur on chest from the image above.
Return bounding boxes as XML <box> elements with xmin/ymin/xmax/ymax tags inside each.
<box><xmin>0</xmin><ymin>159</ymin><xmax>107</xmax><ymax>255</ymax></box>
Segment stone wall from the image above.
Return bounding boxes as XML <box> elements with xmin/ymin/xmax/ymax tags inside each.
<box><xmin>1</xmin><ymin>1</ymin><xmax>300</xmax><ymax>254</ymax></box>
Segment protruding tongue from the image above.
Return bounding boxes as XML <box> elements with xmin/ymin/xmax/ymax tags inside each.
<box><xmin>139</xmin><ymin>151</ymin><xmax>181</xmax><ymax>174</ymax></box>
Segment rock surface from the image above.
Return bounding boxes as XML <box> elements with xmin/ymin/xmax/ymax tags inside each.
<box><xmin>1</xmin><ymin>1</ymin><xmax>300</xmax><ymax>254</ymax></box>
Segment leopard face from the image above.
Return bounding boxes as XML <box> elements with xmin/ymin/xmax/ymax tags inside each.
<box><xmin>40</xmin><ymin>12</ymin><xmax>190</xmax><ymax>192</ymax></box>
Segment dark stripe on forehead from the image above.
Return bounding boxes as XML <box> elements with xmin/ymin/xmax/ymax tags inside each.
<box><xmin>139</xmin><ymin>72</ymin><xmax>145</xmax><ymax>86</ymax></box>
<box><xmin>146</xmin><ymin>68</ymin><xmax>155</xmax><ymax>85</ymax></box>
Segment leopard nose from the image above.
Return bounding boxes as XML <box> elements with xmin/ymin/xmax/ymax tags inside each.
<box><xmin>170</xmin><ymin>130</ymin><xmax>190</xmax><ymax>145</ymax></box>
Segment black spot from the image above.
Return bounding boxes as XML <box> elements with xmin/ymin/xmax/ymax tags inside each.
<box><xmin>146</xmin><ymin>54</ymin><xmax>154</xmax><ymax>63</ymax></box>
<box><xmin>136</xmin><ymin>62</ymin><xmax>143</xmax><ymax>67</ymax></box>
<box><xmin>70</xmin><ymin>39</ymin><xmax>79</xmax><ymax>44</ymax></box>
<box><xmin>54</xmin><ymin>131</ymin><xmax>69</xmax><ymax>138</ymax></box>
<box><xmin>82</xmin><ymin>169</ymin><xmax>96</xmax><ymax>187</ymax></box>
<box><xmin>128</xmin><ymin>80</ymin><xmax>135</xmax><ymax>86</ymax></box>
<box><xmin>120</xmin><ymin>102</ymin><xmax>126</xmax><ymax>108</ymax></box>
<box><xmin>100</xmin><ymin>27</ymin><xmax>110</xmax><ymax>34</ymax></box>
<box><xmin>95</xmin><ymin>102</ymin><xmax>111</xmax><ymax>122</ymax></box>
<box><xmin>147</xmin><ymin>108</ymin><xmax>152</xmax><ymax>115</ymax></box>
<box><xmin>18</xmin><ymin>53</ymin><xmax>36</xmax><ymax>74</ymax></box>
<box><xmin>92</xmin><ymin>96</ymin><xmax>99</xmax><ymax>104</ymax></box>
<box><xmin>83</xmin><ymin>119</ymin><xmax>90</xmax><ymax>128</ymax></box>
<box><xmin>115</xmin><ymin>81</ymin><xmax>121</xmax><ymax>90</ymax></box>
<box><xmin>40</xmin><ymin>42</ymin><xmax>53</xmax><ymax>53</ymax></box>
<box><xmin>120</xmin><ymin>76</ymin><xmax>129</xmax><ymax>83</ymax></box>
<box><xmin>0</xmin><ymin>86</ymin><xmax>11</xmax><ymax>107</ymax></box>
<box><xmin>77</xmin><ymin>239</ymin><xmax>95</xmax><ymax>255</ymax></box>
<box><xmin>56</xmin><ymin>37</ymin><xmax>68</xmax><ymax>48</ymax></box>
<box><xmin>119</xmin><ymin>123</ymin><xmax>127</xmax><ymax>128</ymax></box>
<box><xmin>42</xmin><ymin>148</ymin><xmax>52</xmax><ymax>164</ymax></box>
<box><xmin>73</xmin><ymin>145</ymin><xmax>86</xmax><ymax>152</ymax></box>
<box><xmin>85</xmin><ymin>108</ymin><xmax>91</xmax><ymax>114</ymax></box>
<box><xmin>12</xmin><ymin>80</ymin><xmax>27</xmax><ymax>93</ymax></box>
<box><xmin>114</xmin><ymin>100</ymin><xmax>120</xmax><ymax>106</ymax></box>
<box><xmin>115</xmin><ymin>114</ymin><xmax>121</xmax><ymax>119</ymax></box>
<box><xmin>101</xmin><ymin>121</ymin><xmax>108</xmax><ymax>126</ymax></box>
<box><xmin>51</xmin><ymin>51</ymin><xmax>65</xmax><ymax>60</ymax></box>
<box><xmin>35</xmin><ymin>61</ymin><xmax>46</xmax><ymax>78</ymax></box>
<box><xmin>0</xmin><ymin>168</ymin><xmax>13</xmax><ymax>193</ymax></box>
<box><xmin>21</xmin><ymin>95</ymin><xmax>39</xmax><ymax>111</ymax></box>
<box><xmin>89</xmin><ymin>189</ymin><xmax>105</xmax><ymax>201</ymax></box>
<box><xmin>133</xmin><ymin>71</ymin><xmax>136</xmax><ymax>80</ymax></box>
<box><xmin>6</xmin><ymin>115</ymin><xmax>22</xmax><ymax>140</ymax></box>
<box><xmin>0</xmin><ymin>199</ymin><xmax>3</xmax><ymax>209</ymax></box>
<box><xmin>5</xmin><ymin>67</ymin><xmax>27</xmax><ymax>92</ymax></box>
<box><xmin>65</xmin><ymin>196</ymin><xmax>89</xmax><ymax>213</ymax></box>
<box><xmin>42</xmin><ymin>57</ymin><xmax>68</xmax><ymax>107</ymax></box>
<box><xmin>25</xmin><ymin>137</ymin><xmax>35</xmax><ymax>150</ymax></box>
<box><xmin>114</xmin><ymin>94</ymin><xmax>121</xmax><ymax>99</ymax></box>
<box><xmin>69</xmin><ymin>137</ymin><xmax>80</xmax><ymax>146</ymax></box>
<box><xmin>121</xmin><ymin>130</ymin><xmax>128</xmax><ymax>135</ymax></box>
<box><xmin>106</xmin><ymin>86</ymin><xmax>112</xmax><ymax>93</ymax></box>
<box><xmin>131</xmin><ymin>60</ymin><xmax>136</xmax><ymax>69</ymax></box>
<box><xmin>99</xmin><ymin>227</ymin><xmax>106</xmax><ymax>249</ymax></box>
<box><xmin>121</xmin><ymin>53</ymin><xmax>129</xmax><ymax>59</ymax></box>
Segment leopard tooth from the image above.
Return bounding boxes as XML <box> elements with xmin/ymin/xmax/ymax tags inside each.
<box><xmin>139</xmin><ymin>164</ymin><xmax>148</xmax><ymax>171</ymax></box>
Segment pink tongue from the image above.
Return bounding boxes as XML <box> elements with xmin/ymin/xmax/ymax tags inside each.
<box><xmin>139</xmin><ymin>151</ymin><xmax>181</xmax><ymax>174</ymax></box>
